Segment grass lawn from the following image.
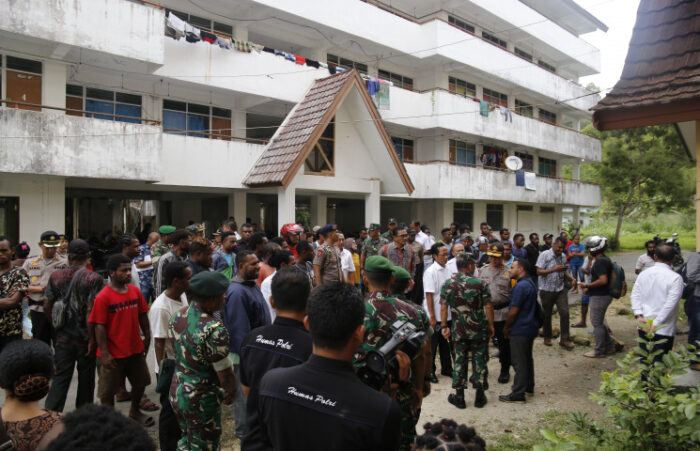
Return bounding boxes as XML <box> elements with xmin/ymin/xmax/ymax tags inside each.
<box><xmin>618</xmin><ymin>232</ymin><xmax>696</xmax><ymax>251</ymax></box>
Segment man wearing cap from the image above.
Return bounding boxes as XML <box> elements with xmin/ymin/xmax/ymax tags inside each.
<box><xmin>361</xmin><ymin>224</ymin><xmax>389</xmax><ymax>274</ymax></box>
<box><xmin>312</xmin><ymin>224</ymin><xmax>343</xmax><ymax>286</ymax></box>
<box><xmin>440</xmin><ymin>253</ymin><xmax>494</xmax><ymax>409</ymax></box>
<box><xmin>381</xmin><ymin>218</ymin><xmax>398</xmax><ymax>240</ymax></box>
<box><xmin>355</xmin><ymin>255</ymin><xmax>422</xmax><ymax>451</ymax></box>
<box><xmin>478</xmin><ymin>243</ymin><xmax>513</xmax><ymax>384</ymax></box>
<box><xmin>23</xmin><ymin>230</ymin><xmax>68</xmax><ymax>345</ymax></box>
<box><xmin>540</xmin><ymin>233</ymin><xmax>553</xmax><ymax>252</ymax></box>
<box><xmin>379</xmin><ymin>227</ymin><xmax>415</xmax><ymax>278</ymax></box>
<box><xmin>152</xmin><ymin>225</ymin><xmax>175</xmax><ymax>267</ymax></box>
<box><xmin>475</xmin><ymin>237</ymin><xmax>490</xmax><ymax>268</ymax></box>
<box><xmin>186</xmin><ymin>223</ymin><xmax>206</xmax><ymax>245</ymax></box>
<box><xmin>44</xmin><ymin>239</ymin><xmax>105</xmax><ymax>412</ymax></box>
<box><xmin>170</xmin><ymin>271</ymin><xmax>237</xmax><ymax>450</ymax></box>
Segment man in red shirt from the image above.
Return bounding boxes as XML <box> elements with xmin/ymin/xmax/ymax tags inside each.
<box><xmin>89</xmin><ymin>254</ymin><xmax>153</xmax><ymax>427</ymax></box>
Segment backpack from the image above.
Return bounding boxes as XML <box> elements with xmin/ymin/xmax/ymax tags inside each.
<box><xmin>51</xmin><ymin>267</ymin><xmax>86</xmax><ymax>330</ymax></box>
<box><xmin>608</xmin><ymin>261</ymin><xmax>627</xmax><ymax>299</ymax></box>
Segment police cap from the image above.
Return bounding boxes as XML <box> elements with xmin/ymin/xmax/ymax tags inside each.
<box><xmin>318</xmin><ymin>224</ymin><xmax>337</xmax><ymax>236</ymax></box>
<box><xmin>40</xmin><ymin>231</ymin><xmax>61</xmax><ymax>248</ymax></box>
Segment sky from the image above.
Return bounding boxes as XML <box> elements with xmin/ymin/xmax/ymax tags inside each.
<box><xmin>575</xmin><ymin>0</ymin><xmax>641</xmax><ymax>96</ymax></box>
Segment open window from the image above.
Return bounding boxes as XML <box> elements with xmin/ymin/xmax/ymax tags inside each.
<box><xmin>305</xmin><ymin>118</ymin><xmax>335</xmax><ymax>175</ymax></box>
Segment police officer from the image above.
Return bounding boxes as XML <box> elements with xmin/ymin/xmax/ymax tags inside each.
<box><xmin>440</xmin><ymin>253</ymin><xmax>494</xmax><ymax>409</ymax></box>
<box><xmin>239</xmin><ymin>267</ymin><xmax>313</xmax><ymax>451</ymax></box>
<box><xmin>356</xmin><ymin>256</ymin><xmax>422</xmax><ymax>451</ymax></box>
<box><xmin>22</xmin><ymin>230</ymin><xmax>67</xmax><ymax>345</ymax></box>
<box><xmin>151</xmin><ymin>225</ymin><xmax>175</xmax><ymax>267</ymax></box>
<box><xmin>312</xmin><ymin>224</ymin><xmax>343</xmax><ymax>286</ymax></box>
<box><xmin>170</xmin><ymin>271</ymin><xmax>237</xmax><ymax>450</ymax></box>
<box><xmin>360</xmin><ymin>223</ymin><xmax>389</xmax><ymax>273</ymax></box>
<box><xmin>258</xmin><ymin>282</ymin><xmax>401</xmax><ymax>450</ymax></box>
<box><xmin>186</xmin><ymin>223</ymin><xmax>206</xmax><ymax>245</ymax></box>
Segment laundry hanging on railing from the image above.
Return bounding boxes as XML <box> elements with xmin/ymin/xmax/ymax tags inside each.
<box><xmin>358</xmin><ymin>75</ymin><xmax>392</xmax><ymax>110</ymax></box>
<box><xmin>499</xmin><ymin>106</ymin><xmax>513</xmax><ymax>122</ymax></box>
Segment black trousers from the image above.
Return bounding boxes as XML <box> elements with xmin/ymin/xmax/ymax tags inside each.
<box><xmin>45</xmin><ymin>340</ymin><xmax>96</xmax><ymax>412</ymax></box>
<box><xmin>31</xmin><ymin>310</ymin><xmax>53</xmax><ymax>346</ymax></box>
<box><xmin>638</xmin><ymin>329</ymin><xmax>674</xmax><ymax>381</ymax></box>
<box><xmin>431</xmin><ymin>325</ymin><xmax>453</xmax><ymax>375</ymax></box>
<box><xmin>493</xmin><ymin>321</ymin><xmax>511</xmax><ymax>373</ymax></box>
<box><xmin>510</xmin><ymin>335</ymin><xmax>535</xmax><ymax>397</ymax></box>
<box><xmin>159</xmin><ymin>386</ymin><xmax>181</xmax><ymax>451</ymax></box>
<box><xmin>410</xmin><ymin>263</ymin><xmax>424</xmax><ymax>305</ymax></box>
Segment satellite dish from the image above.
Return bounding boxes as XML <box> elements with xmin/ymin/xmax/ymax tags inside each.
<box><xmin>505</xmin><ymin>156</ymin><xmax>523</xmax><ymax>171</ymax></box>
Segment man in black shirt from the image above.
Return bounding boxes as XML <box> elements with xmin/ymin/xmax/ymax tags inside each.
<box><xmin>258</xmin><ymin>283</ymin><xmax>401</xmax><ymax>451</ymax></box>
<box><xmin>524</xmin><ymin>233</ymin><xmax>540</xmax><ymax>283</ymax></box>
<box><xmin>580</xmin><ymin>236</ymin><xmax>615</xmax><ymax>358</ymax></box>
<box><xmin>240</xmin><ymin>267</ymin><xmax>312</xmax><ymax>451</ymax></box>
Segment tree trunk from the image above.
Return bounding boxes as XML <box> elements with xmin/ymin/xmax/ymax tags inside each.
<box><xmin>614</xmin><ymin>207</ymin><xmax>624</xmax><ymax>251</ymax></box>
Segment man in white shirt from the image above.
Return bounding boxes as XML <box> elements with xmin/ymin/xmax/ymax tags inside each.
<box><xmin>635</xmin><ymin>240</ymin><xmax>656</xmax><ymax>275</ymax></box>
<box><xmin>260</xmin><ymin>250</ymin><xmax>296</xmax><ymax>323</ymax></box>
<box><xmin>418</xmin><ymin>225</ymin><xmax>436</xmax><ymax>270</ymax></box>
<box><xmin>337</xmin><ymin>233</ymin><xmax>356</xmax><ymax>284</ymax></box>
<box><xmin>630</xmin><ymin>244</ymin><xmax>684</xmax><ymax>367</ymax></box>
<box><xmin>148</xmin><ymin>260</ymin><xmax>190</xmax><ymax>451</ymax></box>
<box><xmin>423</xmin><ymin>242</ymin><xmax>452</xmax><ymax>383</ymax></box>
<box><xmin>446</xmin><ymin>243</ymin><xmax>478</xmax><ymax>277</ymax></box>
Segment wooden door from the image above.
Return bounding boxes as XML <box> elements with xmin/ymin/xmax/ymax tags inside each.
<box><xmin>6</xmin><ymin>70</ymin><xmax>42</xmax><ymax>111</ymax></box>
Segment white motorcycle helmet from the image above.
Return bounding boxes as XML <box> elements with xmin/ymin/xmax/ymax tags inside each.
<box><xmin>585</xmin><ymin>235</ymin><xmax>607</xmax><ymax>253</ymax></box>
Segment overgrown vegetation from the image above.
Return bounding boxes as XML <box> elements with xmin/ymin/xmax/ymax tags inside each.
<box><xmin>578</xmin><ymin>213</ymin><xmax>696</xmax><ymax>250</ymax></box>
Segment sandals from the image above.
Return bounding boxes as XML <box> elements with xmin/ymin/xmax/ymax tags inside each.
<box><xmin>139</xmin><ymin>396</ymin><xmax>160</xmax><ymax>412</ymax></box>
<box><xmin>130</xmin><ymin>413</ymin><xmax>155</xmax><ymax>427</ymax></box>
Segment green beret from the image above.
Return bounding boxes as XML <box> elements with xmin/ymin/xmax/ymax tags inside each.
<box><xmin>159</xmin><ymin>225</ymin><xmax>176</xmax><ymax>235</ymax></box>
<box><xmin>189</xmin><ymin>271</ymin><xmax>229</xmax><ymax>298</ymax></box>
<box><xmin>364</xmin><ymin>255</ymin><xmax>394</xmax><ymax>273</ymax></box>
<box><xmin>368</xmin><ymin>223</ymin><xmax>381</xmax><ymax>231</ymax></box>
<box><xmin>392</xmin><ymin>266</ymin><xmax>411</xmax><ymax>281</ymax></box>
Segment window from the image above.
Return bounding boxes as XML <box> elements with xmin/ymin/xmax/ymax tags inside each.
<box><xmin>5</xmin><ymin>56</ymin><xmax>42</xmax><ymax>111</ymax></box>
<box><xmin>539</xmin><ymin>108</ymin><xmax>557</xmax><ymax>125</ymax></box>
<box><xmin>391</xmin><ymin>137</ymin><xmax>414</xmax><ymax>162</ymax></box>
<box><xmin>486</xmin><ymin>204</ymin><xmax>504</xmax><ymax>231</ymax></box>
<box><xmin>378</xmin><ymin>69</ymin><xmax>413</xmax><ymax>90</ymax></box>
<box><xmin>483</xmin><ymin>88</ymin><xmax>508</xmax><ymax>107</ymax></box>
<box><xmin>163</xmin><ymin>100</ymin><xmax>232</xmax><ymax>140</ymax></box>
<box><xmin>448</xmin><ymin>15</ymin><xmax>475</xmax><ymax>34</ymax></box>
<box><xmin>538</xmin><ymin>157</ymin><xmax>557</xmax><ymax>177</ymax></box>
<box><xmin>517</xmin><ymin>205</ymin><xmax>533</xmax><ymax>211</ymax></box>
<box><xmin>64</xmin><ymin>85</ymin><xmax>142</xmax><ymax>123</ymax></box>
<box><xmin>449</xmin><ymin>139</ymin><xmax>476</xmax><ymax>166</ymax></box>
<box><xmin>327</xmin><ymin>54</ymin><xmax>367</xmax><ymax>75</ymax></box>
<box><xmin>453</xmin><ymin>202</ymin><xmax>473</xmax><ymax>230</ymax></box>
<box><xmin>166</xmin><ymin>9</ymin><xmax>233</xmax><ymax>36</ymax></box>
<box><xmin>515</xmin><ymin>152</ymin><xmax>534</xmax><ymax>172</ymax></box>
<box><xmin>448</xmin><ymin>76</ymin><xmax>476</xmax><ymax>97</ymax></box>
<box><xmin>514</xmin><ymin>48</ymin><xmax>533</xmax><ymax>61</ymax></box>
<box><xmin>540</xmin><ymin>206</ymin><xmax>555</xmax><ymax>213</ymax></box>
<box><xmin>538</xmin><ymin>60</ymin><xmax>556</xmax><ymax>73</ymax></box>
<box><xmin>305</xmin><ymin>117</ymin><xmax>335</xmax><ymax>174</ymax></box>
<box><xmin>0</xmin><ymin>197</ymin><xmax>20</xmax><ymax>246</ymax></box>
<box><xmin>482</xmin><ymin>31</ymin><xmax>507</xmax><ymax>49</ymax></box>
<box><xmin>515</xmin><ymin>99</ymin><xmax>533</xmax><ymax>118</ymax></box>
<box><xmin>481</xmin><ymin>146</ymin><xmax>507</xmax><ymax>169</ymax></box>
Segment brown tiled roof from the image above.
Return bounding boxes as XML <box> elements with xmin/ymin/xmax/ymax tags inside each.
<box><xmin>592</xmin><ymin>0</ymin><xmax>700</xmax><ymax>129</ymax></box>
<box><xmin>243</xmin><ymin>69</ymin><xmax>414</xmax><ymax>193</ymax></box>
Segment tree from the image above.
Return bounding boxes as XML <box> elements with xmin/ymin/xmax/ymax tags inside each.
<box><xmin>582</xmin><ymin>124</ymin><xmax>694</xmax><ymax>249</ymax></box>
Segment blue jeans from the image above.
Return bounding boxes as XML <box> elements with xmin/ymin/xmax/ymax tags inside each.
<box><xmin>569</xmin><ymin>263</ymin><xmax>583</xmax><ymax>282</ymax></box>
<box><xmin>231</xmin><ymin>364</ymin><xmax>247</xmax><ymax>438</ymax></box>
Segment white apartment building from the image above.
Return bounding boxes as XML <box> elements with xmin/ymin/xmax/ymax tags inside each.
<box><xmin>0</xmin><ymin>0</ymin><xmax>604</xmax><ymax>247</ymax></box>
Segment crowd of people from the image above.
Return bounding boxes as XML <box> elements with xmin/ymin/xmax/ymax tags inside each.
<box><xmin>0</xmin><ymin>216</ymin><xmax>696</xmax><ymax>451</ymax></box>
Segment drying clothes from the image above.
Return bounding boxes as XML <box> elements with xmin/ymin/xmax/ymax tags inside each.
<box><xmin>295</xmin><ymin>55</ymin><xmax>306</xmax><ymax>65</ymax></box>
<box><xmin>305</xmin><ymin>58</ymin><xmax>320</xmax><ymax>68</ymax></box>
<box><xmin>336</xmin><ymin>66</ymin><xmax>346</xmax><ymax>73</ymax></box>
<box><xmin>251</xmin><ymin>43</ymin><xmax>264</xmax><ymax>53</ymax></box>
<box><xmin>524</xmin><ymin>172</ymin><xmax>536</xmax><ymax>191</ymax></box>
<box><xmin>201</xmin><ymin>31</ymin><xmax>217</xmax><ymax>44</ymax></box>
<box><xmin>366</xmin><ymin>80</ymin><xmax>380</xmax><ymax>96</ymax></box>
<box><xmin>185</xmin><ymin>31</ymin><xmax>201</xmax><ymax>43</ymax></box>
<box><xmin>479</xmin><ymin>100</ymin><xmax>489</xmax><ymax>117</ymax></box>
<box><xmin>328</xmin><ymin>64</ymin><xmax>337</xmax><ymax>74</ymax></box>
<box><xmin>499</xmin><ymin>106</ymin><xmax>513</xmax><ymax>122</ymax></box>
<box><xmin>515</xmin><ymin>170</ymin><xmax>525</xmax><ymax>187</ymax></box>
<box><xmin>284</xmin><ymin>52</ymin><xmax>295</xmax><ymax>62</ymax></box>
<box><xmin>274</xmin><ymin>49</ymin><xmax>285</xmax><ymax>56</ymax></box>
<box><xmin>377</xmin><ymin>81</ymin><xmax>390</xmax><ymax>110</ymax></box>
<box><xmin>216</xmin><ymin>37</ymin><xmax>232</xmax><ymax>50</ymax></box>
<box><xmin>234</xmin><ymin>40</ymin><xmax>252</xmax><ymax>53</ymax></box>
<box><xmin>263</xmin><ymin>46</ymin><xmax>275</xmax><ymax>53</ymax></box>
<box><xmin>166</xmin><ymin>12</ymin><xmax>186</xmax><ymax>40</ymax></box>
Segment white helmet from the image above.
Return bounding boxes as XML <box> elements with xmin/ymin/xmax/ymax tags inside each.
<box><xmin>585</xmin><ymin>235</ymin><xmax>607</xmax><ymax>253</ymax></box>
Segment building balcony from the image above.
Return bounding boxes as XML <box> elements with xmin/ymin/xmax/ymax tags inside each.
<box><xmin>0</xmin><ymin>0</ymin><xmax>164</xmax><ymax>65</ymax></box>
<box><xmin>401</xmin><ymin>162</ymin><xmax>601</xmax><ymax>207</ymax></box>
<box><xmin>384</xmin><ymin>88</ymin><xmax>601</xmax><ymax>162</ymax></box>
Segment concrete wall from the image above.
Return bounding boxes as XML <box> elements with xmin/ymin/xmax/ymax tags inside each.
<box><xmin>0</xmin><ymin>0</ymin><xmax>164</xmax><ymax>65</ymax></box>
<box><xmin>0</xmin><ymin>173</ymin><xmax>64</xmax><ymax>245</ymax></box>
<box><xmin>0</xmin><ymin>107</ymin><xmax>162</xmax><ymax>181</ymax></box>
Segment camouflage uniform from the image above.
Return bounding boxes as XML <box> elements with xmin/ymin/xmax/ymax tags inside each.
<box><xmin>150</xmin><ymin>240</ymin><xmax>170</xmax><ymax>266</ymax></box>
<box><xmin>361</xmin><ymin>237</ymin><xmax>389</xmax><ymax>259</ymax></box>
<box><xmin>440</xmin><ymin>273</ymin><xmax>491</xmax><ymax>390</ymax></box>
<box><xmin>312</xmin><ymin>243</ymin><xmax>343</xmax><ymax>284</ymax></box>
<box><xmin>169</xmin><ymin>302</ymin><xmax>233</xmax><ymax>451</ymax></box>
<box><xmin>354</xmin><ymin>290</ymin><xmax>422</xmax><ymax>451</ymax></box>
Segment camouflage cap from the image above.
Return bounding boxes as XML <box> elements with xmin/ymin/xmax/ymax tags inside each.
<box><xmin>186</xmin><ymin>223</ymin><xmax>204</xmax><ymax>233</ymax></box>
<box><xmin>368</xmin><ymin>223</ymin><xmax>381</xmax><ymax>231</ymax></box>
<box><xmin>392</xmin><ymin>265</ymin><xmax>411</xmax><ymax>281</ymax></box>
<box><xmin>364</xmin><ymin>255</ymin><xmax>394</xmax><ymax>273</ymax></box>
<box><xmin>189</xmin><ymin>271</ymin><xmax>229</xmax><ymax>298</ymax></box>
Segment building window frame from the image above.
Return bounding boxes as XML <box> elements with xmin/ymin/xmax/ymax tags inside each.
<box><xmin>447</xmin><ymin>15</ymin><xmax>475</xmax><ymax>34</ymax></box>
<box><xmin>486</xmin><ymin>204</ymin><xmax>504</xmax><ymax>231</ymax></box>
<box><xmin>449</xmin><ymin>139</ymin><xmax>476</xmax><ymax>166</ymax></box>
<box><xmin>378</xmin><ymin>69</ymin><xmax>413</xmax><ymax>90</ymax></box>
<box><xmin>305</xmin><ymin>117</ymin><xmax>335</xmax><ymax>175</ymax></box>
<box><xmin>537</xmin><ymin>60</ymin><xmax>556</xmax><ymax>73</ymax></box>
<box><xmin>538</xmin><ymin>157</ymin><xmax>557</xmax><ymax>178</ymax></box>
<box><xmin>391</xmin><ymin>137</ymin><xmax>414</xmax><ymax>162</ymax></box>
<box><xmin>448</xmin><ymin>76</ymin><xmax>476</xmax><ymax>97</ymax></box>
<box><xmin>514</xmin><ymin>48</ymin><xmax>533</xmax><ymax>61</ymax></box>
<box><xmin>327</xmin><ymin>54</ymin><xmax>368</xmax><ymax>75</ymax></box>
<box><xmin>482</xmin><ymin>31</ymin><xmax>507</xmax><ymax>49</ymax></box>
<box><xmin>514</xmin><ymin>152</ymin><xmax>534</xmax><ymax>172</ymax></box>
<box><xmin>482</xmin><ymin>87</ymin><xmax>508</xmax><ymax>107</ymax></box>
<box><xmin>166</xmin><ymin>9</ymin><xmax>233</xmax><ymax>35</ymax></box>
<box><xmin>162</xmin><ymin>99</ymin><xmax>232</xmax><ymax>140</ymax></box>
<box><xmin>65</xmin><ymin>84</ymin><xmax>142</xmax><ymax>123</ymax></box>
<box><xmin>453</xmin><ymin>202</ymin><xmax>473</xmax><ymax>230</ymax></box>
<box><xmin>539</xmin><ymin>108</ymin><xmax>557</xmax><ymax>125</ymax></box>
<box><xmin>515</xmin><ymin>99</ymin><xmax>533</xmax><ymax>118</ymax></box>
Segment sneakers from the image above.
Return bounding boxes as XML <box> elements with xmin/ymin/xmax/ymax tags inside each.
<box><xmin>497</xmin><ymin>371</ymin><xmax>510</xmax><ymax>384</ymax></box>
<box><xmin>448</xmin><ymin>393</ymin><xmax>466</xmax><ymax>409</ymax></box>
<box><xmin>498</xmin><ymin>393</ymin><xmax>526</xmax><ymax>404</ymax></box>
<box><xmin>559</xmin><ymin>341</ymin><xmax>575</xmax><ymax>350</ymax></box>
<box><xmin>474</xmin><ymin>389</ymin><xmax>487</xmax><ymax>408</ymax></box>
<box><xmin>583</xmin><ymin>351</ymin><xmax>605</xmax><ymax>358</ymax></box>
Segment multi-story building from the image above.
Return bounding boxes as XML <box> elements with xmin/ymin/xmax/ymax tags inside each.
<box><xmin>0</xmin><ymin>0</ymin><xmax>604</xmax><ymax>246</ymax></box>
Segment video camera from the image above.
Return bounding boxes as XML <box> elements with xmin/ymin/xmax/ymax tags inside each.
<box><xmin>357</xmin><ymin>320</ymin><xmax>427</xmax><ymax>390</ymax></box>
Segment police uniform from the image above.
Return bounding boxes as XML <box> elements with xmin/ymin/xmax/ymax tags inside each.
<box><xmin>258</xmin><ymin>354</ymin><xmax>401</xmax><ymax>450</ymax></box>
<box><xmin>440</xmin><ymin>270</ymin><xmax>492</xmax><ymax>392</ymax></box>
<box><xmin>355</xmin><ymin>256</ymin><xmax>422</xmax><ymax>451</ymax></box>
<box><xmin>169</xmin><ymin>272</ymin><xmax>233</xmax><ymax>451</ymax></box>
<box><xmin>22</xmin><ymin>231</ymin><xmax>67</xmax><ymax>345</ymax></box>
<box><xmin>239</xmin><ymin>317</ymin><xmax>312</xmax><ymax>451</ymax></box>
<box><xmin>312</xmin><ymin>243</ymin><xmax>342</xmax><ymax>284</ymax></box>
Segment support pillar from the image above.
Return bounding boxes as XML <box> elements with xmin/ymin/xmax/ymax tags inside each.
<box><xmin>228</xmin><ymin>190</ymin><xmax>246</xmax><ymax>224</ymax></box>
<box><xmin>572</xmin><ymin>162</ymin><xmax>581</xmax><ymax>181</ymax></box>
<box><xmin>365</xmin><ymin>180</ymin><xmax>381</xmax><ymax>226</ymax></box>
<box><xmin>277</xmin><ymin>186</ymin><xmax>296</xmax><ymax>233</ymax></box>
<box><xmin>573</xmin><ymin>206</ymin><xmax>581</xmax><ymax>231</ymax></box>
<box><xmin>311</xmin><ymin>194</ymin><xmax>327</xmax><ymax>227</ymax></box>
<box><xmin>696</xmin><ymin>120</ymin><xmax>699</xmax><ymax>251</ymax></box>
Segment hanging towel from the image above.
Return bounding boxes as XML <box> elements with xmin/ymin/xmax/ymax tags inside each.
<box><xmin>336</xmin><ymin>66</ymin><xmax>346</xmax><ymax>73</ymax></box>
<box><xmin>515</xmin><ymin>171</ymin><xmax>525</xmax><ymax>187</ymax></box>
<box><xmin>216</xmin><ymin>37</ymin><xmax>232</xmax><ymax>49</ymax></box>
<box><xmin>479</xmin><ymin>100</ymin><xmax>489</xmax><ymax>117</ymax></box>
<box><xmin>201</xmin><ymin>31</ymin><xmax>216</xmax><ymax>44</ymax></box>
<box><xmin>294</xmin><ymin>55</ymin><xmax>306</xmax><ymax>65</ymax></box>
<box><xmin>328</xmin><ymin>64</ymin><xmax>337</xmax><ymax>74</ymax></box>
<box><xmin>284</xmin><ymin>52</ymin><xmax>295</xmax><ymax>62</ymax></box>
<box><xmin>305</xmin><ymin>58</ymin><xmax>320</xmax><ymax>68</ymax></box>
<box><xmin>377</xmin><ymin>82</ymin><xmax>390</xmax><ymax>110</ymax></box>
<box><xmin>274</xmin><ymin>49</ymin><xmax>285</xmax><ymax>56</ymax></box>
<box><xmin>366</xmin><ymin>80</ymin><xmax>380</xmax><ymax>96</ymax></box>
<box><xmin>263</xmin><ymin>46</ymin><xmax>275</xmax><ymax>53</ymax></box>
<box><xmin>251</xmin><ymin>43</ymin><xmax>264</xmax><ymax>53</ymax></box>
<box><xmin>524</xmin><ymin>172</ymin><xmax>536</xmax><ymax>191</ymax></box>
<box><xmin>234</xmin><ymin>40</ymin><xmax>252</xmax><ymax>53</ymax></box>
<box><xmin>166</xmin><ymin>12</ymin><xmax>186</xmax><ymax>40</ymax></box>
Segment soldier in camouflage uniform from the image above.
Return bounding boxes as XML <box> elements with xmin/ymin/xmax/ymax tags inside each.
<box><xmin>360</xmin><ymin>223</ymin><xmax>389</xmax><ymax>272</ymax></box>
<box><xmin>354</xmin><ymin>256</ymin><xmax>422</xmax><ymax>451</ymax></box>
<box><xmin>151</xmin><ymin>225</ymin><xmax>175</xmax><ymax>267</ymax></box>
<box><xmin>312</xmin><ymin>224</ymin><xmax>343</xmax><ymax>286</ymax></box>
<box><xmin>440</xmin><ymin>253</ymin><xmax>495</xmax><ymax>409</ymax></box>
<box><xmin>170</xmin><ymin>271</ymin><xmax>237</xmax><ymax>450</ymax></box>
<box><xmin>380</xmin><ymin>218</ymin><xmax>398</xmax><ymax>240</ymax></box>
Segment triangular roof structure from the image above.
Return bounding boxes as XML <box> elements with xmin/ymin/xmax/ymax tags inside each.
<box><xmin>243</xmin><ymin>69</ymin><xmax>414</xmax><ymax>194</ymax></box>
<box><xmin>591</xmin><ymin>0</ymin><xmax>700</xmax><ymax>131</ymax></box>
